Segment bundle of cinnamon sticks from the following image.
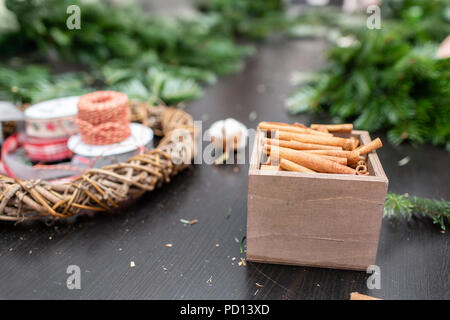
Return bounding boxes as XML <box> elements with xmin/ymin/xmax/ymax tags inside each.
<box><xmin>258</xmin><ymin>121</ymin><xmax>382</xmax><ymax>175</ymax></box>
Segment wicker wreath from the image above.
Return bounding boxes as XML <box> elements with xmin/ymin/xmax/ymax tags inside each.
<box><xmin>0</xmin><ymin>103</ymin><xmax>196</xmax><ymax>222</ymax></box>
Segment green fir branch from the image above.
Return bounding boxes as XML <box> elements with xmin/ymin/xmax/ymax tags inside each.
<box><xmin>286</xmin><ymin>0</ymin><xmax>450</xmax><ymax>149</ymax></box>
<box><xmin>0</xmin><ymin>0</ymin><xmax>285</xmax><ymax>105</ymax></box>
<box><xmin>384</xmin><ymin>193</ymin><xmax>450</xmax><ymax>230</ymax></box>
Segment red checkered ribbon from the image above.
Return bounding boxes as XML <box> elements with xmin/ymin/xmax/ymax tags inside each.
<box><xmin>23</xmin><ymin>136</ymin><xmax>73</xmax><ymax>162</ymax></box>
<box><xmin>1</xmin><ymin>134</ymin><xmax>82</xmax><ymax>182</ymax></box>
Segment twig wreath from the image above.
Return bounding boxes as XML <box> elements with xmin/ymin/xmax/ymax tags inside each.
<box><xmin>0</xmin><ymin>103</ymin><xmax>195</xmax><ymax>222</ymax></box>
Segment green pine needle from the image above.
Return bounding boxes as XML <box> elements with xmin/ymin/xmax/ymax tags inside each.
<box><xmin>240</xmin><ymin>235</ymin><xmax>247</xmax><ymax>254</ymax></box>
<box><xmin>384</xmin><ymin>193</ymin><xmax>450</xmax><ymax>230</ymax></box>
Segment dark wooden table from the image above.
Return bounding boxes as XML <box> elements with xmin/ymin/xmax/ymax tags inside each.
<box><xmin>0</xmin><ymin>37</ymin><xmax>448</xmax><ymax>300</ymax></box>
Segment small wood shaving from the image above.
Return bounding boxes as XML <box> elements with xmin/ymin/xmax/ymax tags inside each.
<box><xmin>226</xmin><ymin>208</ymin><xmax>232</xmax><ymax>219</ymax></box>
<box><xmin>165</xmin><ymin>243</ymin><xmax>173</xmax><ymax>248</ymax></box>
<box><xmin>240</xmin><ymin>236</ymin><xmax>247</xmax><ymax>253</ymax></box>
<box><xmin>180</xmin><ymin>218</ymin><xmax>198</xmax><ymax>225</ymax></box>
<box><xmin>256</xmin><ymin>283</ymin><xmax>264</xmax><ymax>288</ymax></box>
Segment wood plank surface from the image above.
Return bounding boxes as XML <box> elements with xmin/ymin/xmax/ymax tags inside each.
<box><xmin>0</xmin><ymin>35</ymin><xmax>448</xmax><ymax>300</ymax></box>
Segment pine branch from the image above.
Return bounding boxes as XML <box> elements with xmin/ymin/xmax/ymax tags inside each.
<box><xmin>384</xmin><ymin>193</ymin><xmax>450</xmax><ymax>230</ymax></box>
<box><xmin>196</xmin><ymin>0</ymin><xmax>288</xmax><ymax>40</ymax></box>
<box><xmin>286</xmin><ymin>0</ymin><xmax>450</xmax><ymax>149</ymax></box>
<box><xmin>0</xmin><ymin>0</ymin><xmax>284</xmax><ymax>105</ymax></box>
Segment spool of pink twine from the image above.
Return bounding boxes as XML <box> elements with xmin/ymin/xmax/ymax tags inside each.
<box><xmin>76</xmin><ymin>91</ymin><xmax>131</xmax><ymax>145</ymax></box>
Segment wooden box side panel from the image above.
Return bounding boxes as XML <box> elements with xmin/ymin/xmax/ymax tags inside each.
<box><xmin>247</xmin><ymin>173</ymin><xmax>388</xmax><ymax>270</ymax></box>
<box><xmin>353</xmin><ymin>130</ymin><xmax>387</xmax><ymax>179</ymax></box>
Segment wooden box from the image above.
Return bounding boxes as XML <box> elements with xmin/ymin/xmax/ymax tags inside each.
<box><xmin>247</xmin><ymin>130</ymin><xmax>388</xmax><ymax>271</ymax></box>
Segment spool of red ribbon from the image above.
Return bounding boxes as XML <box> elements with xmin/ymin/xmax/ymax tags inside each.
<box><xmin>75</xmin><ymin>91</ymin><xmax>131</xmax><ymax>145</ymax></box>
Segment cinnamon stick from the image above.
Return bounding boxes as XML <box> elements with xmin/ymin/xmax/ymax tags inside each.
<box><xmin>264</xmin><ymin>145</ymin><xmax>348</xmax><ymax>166</ymax></box>
<box><xmin>311</xmin><ymin>123</ymin><xmax>353</xmax><ymax>133</ymax></box>
<box><xmin>269</xmin><ymin>146</ymin><xmax>356</xmax><ymax>175</ymax></box>
<box><xmin>315</xmin><ymin>126</ymin><xmax>329</xmax><ymax>133</ymax></box>
<box><xmin>263</xmin><ymin>138</ymin><xmax>292</xmax><ymax>149</ymax></box>
<box><xmin>276</xmin><ymin>131</ymin><xmax>355</xmax><ymax>151</ymax></box>
<box><xmin>356</xmin><ymin>138</ymin><xmax>382</xmax><ymax>155</ymax></box>
<box><xmin>293</xmin><ymin>122</ymin><xmax>306</xmax><ymax>128</ymax></box>
<box><xmin>258</xmin><ymin>122</ymin><xmax>332</xmax><ymax>137</ymax></box>
<box><xmin>264</xmin><ymin>138</ymin><xmax>342</xmax><ymax>151</ymax></box>
<box><xmin>304</xmin><ymin>150</ymin><xmax>360</xmax><ymax>166</ymax></box>
<box><xmin>350</xmin><ymin>292</ymin><xmax>381</xmax><ymax>300</ymax></box>
<box><xmin>350</xmin><ymin>136</ymin><xmax>360</xmax><ymax>149</ymax></box>
<box><xmin>317</xmin><ymin>155</ymin><xmax>347</xmax><ymax>165</ymax></box>
<box><xmin>279</xmin><ymin>158</ymin><xmax>315</xmax><ymax>173</ymax></box>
